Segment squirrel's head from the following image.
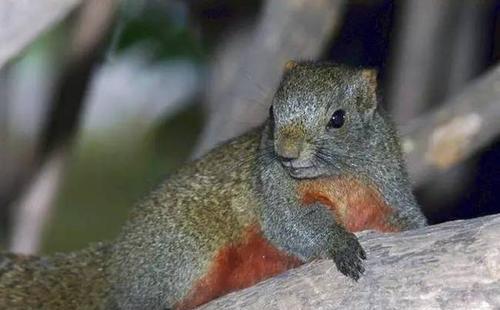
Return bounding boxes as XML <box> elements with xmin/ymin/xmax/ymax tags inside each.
<box><xmin>268</xmin><ymin>61</ymin><xmax>381</xmax><ymax>179</ymax></box>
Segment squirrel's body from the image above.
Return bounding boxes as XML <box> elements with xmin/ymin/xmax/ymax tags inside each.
<box><xmin>109</xmin><ymin>130</ymin><xmax>268</xmax><ymax>309</ymax></box>
<box><xmin>0</xmin><ymin>62</ymin><xmax>426</xmax><ymax>310</ymax></box>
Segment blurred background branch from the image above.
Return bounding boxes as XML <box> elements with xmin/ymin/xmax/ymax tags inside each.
<box><xmin>403</xmin><ymin>63</ymin><xmax>500</xmax><ymax>187</ymax></box>
<box><xmin>193</xmin><ymin>0</ymin><xmax>346</xmax><ymax>156</ymax></box>
<box><xmin>8</xmin><ymin>0</ymin><xmax>118</xmax><ymax>254</ymax></box>
<box><xmin>387</xmin><ymin>0</ymin><xmax>496</xmax><ymax>221</ymax></box>
<box><xmin>0</xmin><ymin>0</ymin><xmax>83</xmax><ymax>70</ymax></box>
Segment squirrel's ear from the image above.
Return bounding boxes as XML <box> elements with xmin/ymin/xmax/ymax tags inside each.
<box><xmin>361</xmin><ymin>69</ymin><xmax>378</xmax><ymax>95</ymax></box>
<box><xmin>284</xmin><ymin>60</ymin><xmax>298</xmax><ymax>73</ymax></box>
<box><xmin>361</xmin><ymin>69</ymin><xmax>378</xmax><ymax>114</ymax></box>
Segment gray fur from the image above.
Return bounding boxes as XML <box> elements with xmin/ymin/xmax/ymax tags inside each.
<box><xmin>109</xmin><ymin>62</ymin><xmax>425</xmax><ymax>308</ymax></box>
<box><xmin>0</xmin><ymin>62</ymin><xmax>426</xmax><ymax>309</ymax></box>
<box><xmin>109</xmin><ymin>63</ymin><xmax>425</xmax><ymax>309</ymax></box>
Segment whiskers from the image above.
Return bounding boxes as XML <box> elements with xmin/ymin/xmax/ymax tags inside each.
<box><xmin>314</xmin><ymin>137</ymin><xmax>379</xmax><ymax>169</ymax></box>
<box><xmin>251</xmin><ymin>135</ymin><xmax>378</xmax><ymax>176</ymax></box>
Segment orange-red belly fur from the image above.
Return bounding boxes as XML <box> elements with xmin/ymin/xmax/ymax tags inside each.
<box><xmin>175</xmin><ymin>225</ymin><xmax>301</xmax><ymax>309</ymax></box>
<box><xmin>298</xmin><ymin>175</ymin><xmax>398</xmax><ymax>233</ymax></box>
<box><xmin>176</xmin><ymin>175</ymin><xmax>398</xmax><ymax>309</ymax></box>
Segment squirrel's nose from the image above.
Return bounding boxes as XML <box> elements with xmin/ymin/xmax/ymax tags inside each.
<box><xmin>275</xmin><ymin>141</ymin><xmax>302</xmax><ymax>161</ymax></box>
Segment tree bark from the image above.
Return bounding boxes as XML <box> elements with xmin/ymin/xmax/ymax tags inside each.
<box><xmin>199</xmin><ymin>213</ymin><xmax>500</xmax><ymax>309</ymax></box>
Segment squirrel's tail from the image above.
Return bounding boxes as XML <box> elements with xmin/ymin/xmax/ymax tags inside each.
<box><xmin>0</xmin><ymin>242</ymin><xmax>112</xmax><ymax>309</ymax></box>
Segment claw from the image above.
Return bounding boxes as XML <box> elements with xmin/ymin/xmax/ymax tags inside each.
<box><xmin>359</xmin><ymin>248</ymin><xmax>367</xmax><ymax>260</ymax></box>
<box><xmin>331</xmin><ymin>235</ymin><xmax>366</xmax><ymax>281</ymax></box>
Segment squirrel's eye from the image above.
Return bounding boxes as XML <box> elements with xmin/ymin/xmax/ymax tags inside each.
<box><xmin>327</xmin><ymin>109</ymin><xmax>346</xmax><ymax>129</ymax></box>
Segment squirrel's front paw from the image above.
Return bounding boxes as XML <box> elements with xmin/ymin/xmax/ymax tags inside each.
<box><xmin>330</xmin><ymin>233</ymin><xmax>366</xmax><ymax>281</ymax></box>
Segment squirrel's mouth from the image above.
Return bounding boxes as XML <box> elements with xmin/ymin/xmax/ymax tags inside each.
<box><xmin>288</xmin><ymin>167</ymin><xmax>318</xmax><ymax>179</ymax></box>
<box><xmin>281</xmin><ymin>162</ymin><xmax>322</xmax><ymax>179</ymax></box>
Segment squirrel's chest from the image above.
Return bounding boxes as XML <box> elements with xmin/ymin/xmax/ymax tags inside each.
<box><xmin>175</xmin><ymin>176</ymin><xmax>397</xmax><ymax>309</ymax></box>
<box><xmin>175</xmin><ymin>225</ymin><xmax>301</xmax><ymax>310</ymax></box>
<box><xmin>296</xmin><ymin>175</ymin><xmax>398</xmax><ymax>233</ymax></box>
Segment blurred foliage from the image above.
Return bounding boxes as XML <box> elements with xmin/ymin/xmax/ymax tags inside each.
<box><xmin>42</xmin><ymin>106</ymin><xmax>203</xmax><ymax>253</ymax></box>
<box><xmin>188</xmin><ymin>0</ymin><xmax>262</xmax><ymax>48</ymax></box>
<box><xmin>38</xmin><ymin>2</ymin><xmax>208</xmax><ymax>253</ymax></box>
<box><xmin>115</xmin><ymin>9</ymin><xmax>206</xmax><ymax>62</ymax></box>
<box><xmin>117</xmin><ymin>13</ymin><xmax>205</xmax><ymax>60</ymax></box>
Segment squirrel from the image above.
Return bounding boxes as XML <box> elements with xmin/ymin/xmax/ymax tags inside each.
<box><xmin>0</xmin><ymin>61</ymin><xmax>426</xmax><ymax>309</ymax></box>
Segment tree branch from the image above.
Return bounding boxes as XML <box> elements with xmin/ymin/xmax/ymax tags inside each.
<box><xmin>386</xmin><ymin>0</ymin><xmax>459</xmax><ymax>123</ymax></box>
<box><xmin>402</xmin><ymin>63</ymin><xmax>500</xmax><ymax>186</ymax></box>
<box><xmin>0</xmin><ymin>0</ymin><xmax>83</xmax><ymax>69</ymax></box>
<box><xmin>8</xmin><ymin>0</ymin><xmax>117</xmax><ymax>254</ymax></box>
<box><xmin>199</xmin><ymin>213</ymin><xmax>500</xmax><ymax>309</ymax></box>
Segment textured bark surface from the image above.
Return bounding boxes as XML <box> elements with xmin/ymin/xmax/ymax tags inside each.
<box><xmin>199</xmin><ymin>214</ymin><xmax>500</xmax><ymax>309</ymax></box>
<box><xmin>0</xmin><ymin>0</ymin><xmax>82</xmax><ymax>69</ymax></box>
